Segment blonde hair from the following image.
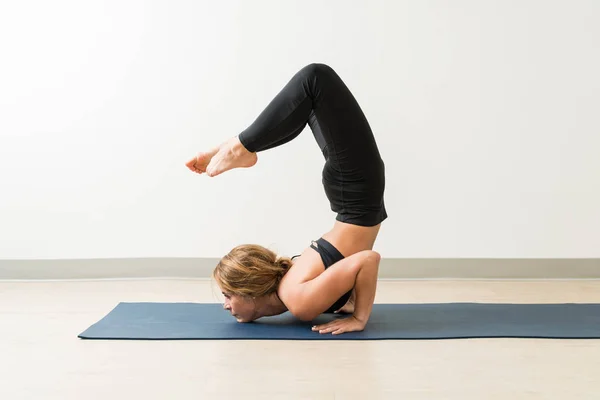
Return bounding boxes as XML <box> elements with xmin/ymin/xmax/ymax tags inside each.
<box><xmin>212</xmin><ymin>244</ymin><xmax>293</xmax><ymax>298</ymax></box>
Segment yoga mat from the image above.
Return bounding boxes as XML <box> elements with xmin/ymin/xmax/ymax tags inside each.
<box><xmin>78</xmin><ymin>302</ymin><xmax>600</xmax><ymax>340</ymax></box>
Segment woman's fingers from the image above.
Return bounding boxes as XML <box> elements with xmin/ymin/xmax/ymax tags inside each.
<box><xmin>318</xmin><ymin>325</ymin><xmax>339</xmax><ymax>334</ymax></box>
<box><xmin>312</xmin><ymin>316</ymin><xmax>366</xmax><ymax>335</ymax></box>
<box><xmin>312</xmin><ymin>320</ymin><xmax>344</xmax><ymax>334</ymax></box>
<box><xmin>312</xmin><ymin>322</ymin><xmax>337</xmax><ymax>333</ymax></box>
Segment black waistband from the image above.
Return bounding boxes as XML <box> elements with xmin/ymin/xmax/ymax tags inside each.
<box><xmin>291</xmin><ymin>238</ymin><xmax>345</xmax><ymax>266</ymax></box>
<box><xmin>310</xmin><ymin>238</ymin><xmax>345</xmax><ymax>268</ymax></box>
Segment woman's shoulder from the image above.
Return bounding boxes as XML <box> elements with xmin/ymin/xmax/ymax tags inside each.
<box><xmin>279</xmin><ymin>247</ymin><xmax>324</xmax><ymax>292</ymax></box>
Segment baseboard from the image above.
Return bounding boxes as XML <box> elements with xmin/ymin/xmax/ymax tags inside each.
<box><xmin>1</xmin><ymin>258</ymin><xmax>599</xmax><ymax>280</ymax></box>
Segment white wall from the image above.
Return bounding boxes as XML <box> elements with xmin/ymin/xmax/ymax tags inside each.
<box><xmin>1</xmin><ymin>0</ymin><xmax>598</xmax><ymax>259</ymax></box>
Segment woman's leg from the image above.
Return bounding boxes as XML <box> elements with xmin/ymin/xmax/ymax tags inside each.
<box><xmin>235</xmin><ymin>65</ymin><xmax>317</xmax><ymax>153</ymax></box>
<box><xmin>188</xmin><ymin>63</ymin><xmax>378</xmax><ymax>177</ymax></box>
<box><xmin>239</xmin><ymin>62</ymin><xmax>380</xmax><ymax>158</ymax></box>
<box><xmin>185</xmin><ymin>67</ymin><xmax>312</xmax><ymax>177</ymax></box>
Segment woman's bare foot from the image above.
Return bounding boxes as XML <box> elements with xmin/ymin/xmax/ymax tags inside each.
<box><xmin>205</xmin><ymin>136</ymin><xmax>257</xmax><ymax>177</ymax></box>
<box><xmin>185</xmin><ymin>147</ymin><xmax>219</xmax><ymax>175</ymax></box>
<box><xmin>335</xmin><ymin>289</ymin><xmax>356</xmax><ymax>314</ymax></box>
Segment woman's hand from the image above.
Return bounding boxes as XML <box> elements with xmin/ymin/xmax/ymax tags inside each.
<box><xmin>311</xmin><ymin>315</ymin><xmax>366</xmax><ymax>335</ymax></box>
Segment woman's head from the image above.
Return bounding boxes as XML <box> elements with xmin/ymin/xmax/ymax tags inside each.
<box><xmin>212</xmin><ymin>244</ymin><xmax>293</xmax><ymax>322</ymax></box>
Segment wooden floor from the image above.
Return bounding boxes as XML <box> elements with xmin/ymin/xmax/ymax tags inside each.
<box><xmin>1</xmin><ymin>279</ymin><xmax>599</xmax><ymax>399</ymax></box>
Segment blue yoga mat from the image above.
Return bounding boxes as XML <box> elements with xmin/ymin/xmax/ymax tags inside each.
<box><xmin>77</xmin><ymin>302</ymin><xmax>600</xmax><ymax>340</ymax></box>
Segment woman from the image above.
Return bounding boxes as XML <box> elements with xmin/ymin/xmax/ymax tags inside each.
<box><xmin>186</xmin><ymin>63</ymin><xmax>387</xmax><ymax>335</ymax></box>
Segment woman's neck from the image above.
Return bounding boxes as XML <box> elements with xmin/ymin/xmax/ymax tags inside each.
<box><xmin>254</xmin><ymin>291</ymin><xmax>288</xmax><ymax>319</ymax></box>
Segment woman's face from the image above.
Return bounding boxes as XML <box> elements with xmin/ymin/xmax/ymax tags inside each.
<box><xmin>222</xmin><ymin>291</ymin><xmax>256</xmax><ymax>323</ymax></box>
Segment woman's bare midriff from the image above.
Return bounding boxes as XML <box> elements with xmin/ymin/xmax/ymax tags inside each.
<box><xmin>322</xmin><ymin>220</ymin><xmax>382</xmax><ymax>256</ymax></box>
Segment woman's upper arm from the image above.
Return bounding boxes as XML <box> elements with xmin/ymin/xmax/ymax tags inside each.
<box><xmin>282</xmin><ymin>250</ymin><xmax>379</xmax><ymax>321</ymax></box>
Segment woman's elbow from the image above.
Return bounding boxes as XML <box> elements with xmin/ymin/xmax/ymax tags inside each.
<box><xmin>369</xmin><ymin>250</ymin><xmax>381</xmax><ymax>264</ymax></box>
<box><xmin>289</xmin><ymin>306</ymin><xmax>319</xmax><ymax>322</ymax></box>
<box><xmin>355</xmin><ymin>250</ymin><xmax>381</xmax><ymax>270</ymax></box>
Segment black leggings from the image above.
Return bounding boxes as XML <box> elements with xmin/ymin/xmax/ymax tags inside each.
<box><xmin>238</xmin><ymin>63</ymin><xmax>387</xmax><ymax>227</ymax></box>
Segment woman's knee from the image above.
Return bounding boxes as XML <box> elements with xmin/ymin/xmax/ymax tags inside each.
<box><xmin>300</xmin><ymin>63</ymin><xmax>336</xmax><ymax>80</ymax></box>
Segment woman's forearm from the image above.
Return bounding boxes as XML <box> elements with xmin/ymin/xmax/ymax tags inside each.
<box><xmin>352</xmin><ymin>251</ymin><xmax>381</xmax><ymax>324</ymax></box>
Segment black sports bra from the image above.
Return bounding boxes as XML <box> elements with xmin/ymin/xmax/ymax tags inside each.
<box><xmin>291</xmin><ymin>238</ymin><xmax>352</xmax><ymax>314</ymax></box>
